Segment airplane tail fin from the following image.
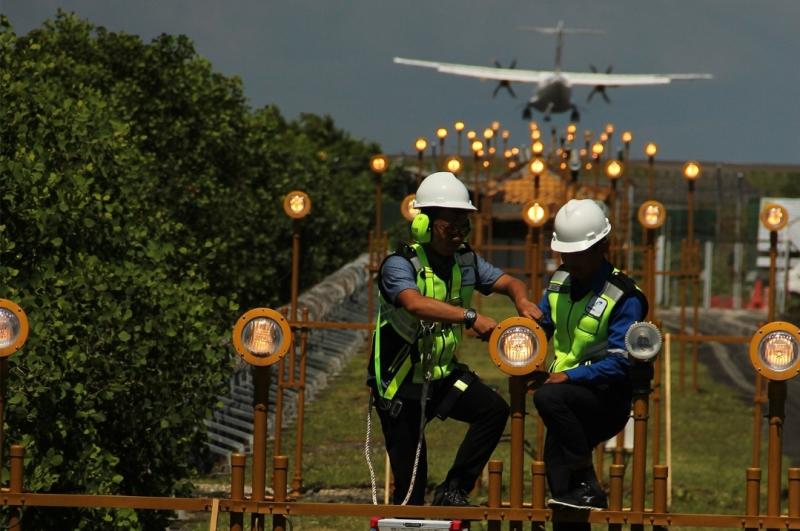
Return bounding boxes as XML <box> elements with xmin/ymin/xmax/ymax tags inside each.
<box><xmin>518</xmin><ymin>22</ymin><xmax>604</xmax><ymax>71</ymax></box>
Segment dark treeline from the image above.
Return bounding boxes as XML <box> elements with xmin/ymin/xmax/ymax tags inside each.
<box><xmin>0</xmin><ymin>12</ymin><xmax>403</xmax><ymax>529</ymax></box>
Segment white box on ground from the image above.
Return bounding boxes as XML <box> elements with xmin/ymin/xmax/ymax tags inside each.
<box><xmin>370</xmin><ymin>518</ymin><xmax>466</xmax><ymax>530</ymax></box>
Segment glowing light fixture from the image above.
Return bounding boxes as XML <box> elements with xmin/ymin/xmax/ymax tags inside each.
<box><xmin>370</xmin><ymin>154</ymin><xmax>389</xmax><ymax>174</ymax></box>
<box><xmin>400</xmin><ymin>194</ymin><xmax>420</xmax><ymax>222</ymax></box>
<box><xmin>232</xmin><ymin>308</ymin><xmax>292</xmax><ymax>366</ymax></box>
<box><xmin>283</xmin><ymin>190</ymin><xmax>312</xmax><ymax>219</ymax></box>
<box><xmin>522</xmin><ymin>201</ymin><xmax>549</xmax><ymax>228</ymax></box>
<box><xmin>605</xmin><ymin>160</ymin><xmax>624</xmax><ymax>180</ymax></box>
<box><xmin>760</xmin><ymin>203</ymin><xmax>789</xmax><ymax>232</ymax></box>
<box><xmin>415</xmin><ymin>138</ymin><xmax>428</xmax><ymax>152</ymax></box>
<box><xmin>0</xmin><ymin>300</ymin><xmax>29</xmax><ymax>357</ymax></box>
<box><xmin>749</xmin><ymin>321</ymin><xmax>800</xmax><ymax>381</ymax></box>
<box><xmin>682</xmin><ymin>161</ymin><xmax>701</xmax><ymax>181</ymax></box>
<box><xmin>488</xmin><ymin>317</ymin><xmax>547</xmax><ymax>375</ymax></box>
<box><xmin>637</xmin><ymin>200</ymin><xmax>667</xmax><ymax>229</ymax></box>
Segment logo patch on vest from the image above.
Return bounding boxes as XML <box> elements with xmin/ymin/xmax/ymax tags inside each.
<box><xmin>587</xmin><ymin>296</ymin><xmax>608</xmax><ymax>318</ymax></box>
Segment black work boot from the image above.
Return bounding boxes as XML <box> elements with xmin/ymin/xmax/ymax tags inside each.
<box><xmin>432</xmin><ymin>480</ymin><xmax>472</xmax><ymax>506</ymax></box>
<box><xmin>546</xmin><ymin>481</ymin><xmax>608</xmax><ymax>511</ymax></box>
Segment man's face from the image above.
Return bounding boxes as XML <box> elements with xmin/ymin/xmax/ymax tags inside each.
<box><xmin>559</xmin><ymin>241</ymin><xmax>606</xmax><ymax>283</ymax></box>
<box><xmin>430</xmin><ymin>209</ymin><xmax>471</xmax><ymax>256</ymax></box>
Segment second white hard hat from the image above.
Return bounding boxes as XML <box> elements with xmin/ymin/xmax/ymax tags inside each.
<box><xmin>551</xmin><ymin>199</ymin><xmax>612</xmax><ymax>253</ymax></box>
<box><xmin>413</xmin><ymin>172</ymin><xmax>477</xmax><ymax>211</ymax></box>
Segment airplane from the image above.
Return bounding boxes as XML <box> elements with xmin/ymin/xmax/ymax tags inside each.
<box><xmin>394</xmin><ymin>21</ymin><xmax>712</xmax><ymax>122</ymax></box>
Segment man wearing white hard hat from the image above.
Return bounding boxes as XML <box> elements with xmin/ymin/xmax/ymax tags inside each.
<box><xmin>368</xmin><ymin>171</ymin><xmax>541</xmax><ymax>506</ymax></box>
<box><xmin>532</xmin><ymin>199</ymin><xmax>648</xmax><ymax>520</ymax></box>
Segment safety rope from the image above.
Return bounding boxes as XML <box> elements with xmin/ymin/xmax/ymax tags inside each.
<box><xmin>365</xmin><ymin>393</ymin><xmax>379</xmax><ymax>505</ymax></box>
<box><xmin>365</xmin><ymin>320</ymin><xmax>435</xmax><ymax>506</ymax></box>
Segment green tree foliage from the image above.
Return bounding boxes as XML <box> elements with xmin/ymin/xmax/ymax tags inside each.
<box><xmin>0</xmin><ymin>12</ymin><xmax>402</xmax><ymax>529</ymax></box>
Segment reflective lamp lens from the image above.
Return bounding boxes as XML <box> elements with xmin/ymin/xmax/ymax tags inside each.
<box><xmin>759</xmin><ymin>331</ymin><xmax>798</xmax><ymax>373</ymax></box>
<box><xmin>645</xmin><ymin>205</ymin><xmax>661</xmax><ymax>227</ymax></box>
<box><xmin>527</xmin><ymin>203</ymin><xmax>545</xmax><ymax>224</ymax></box>
<box><xmin>289</xmin><ymin>195</ymin><xmax>305</xmax><ymax>214</ymax></box>
<box><xmin>0</xmin><ymin>308</ymin><xmax>20</xmax><ymax>349</ymax></box>
<box><xmin>498</xmin><ymin>326</ymin><xmax>538</xmax><ymax>368</ymax></box>
<box><xmin>767</xmin><ymin>207</ymin><xmax>784</xmax><ymax>228</ymax></box>
<box><xmin>242</xmin><ymin>318</ymin><xmax>283</xmax><ymax>356</ymax></box>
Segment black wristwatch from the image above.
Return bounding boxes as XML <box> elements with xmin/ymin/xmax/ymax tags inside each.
<box><xmin>463</xmin><ymin>308</ymin><xmax>478</xmax><ymax>329</ymax></box>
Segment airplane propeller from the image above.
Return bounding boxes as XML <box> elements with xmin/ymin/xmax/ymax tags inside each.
<box><xmin>588</xmin><ymin>64</ymin><xmax>613</xmax><ymax>103</ymax></box>
<box><xmin>492</xmin><ymin>59</ymin><xmax>517</xmax><ymax>98</ymax></box>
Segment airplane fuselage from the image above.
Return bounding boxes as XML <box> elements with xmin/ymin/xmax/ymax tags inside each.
<box><xmin>530</xmin><ymin>75</ymin><xmax>572</xmax><ymax>113</ymax></box>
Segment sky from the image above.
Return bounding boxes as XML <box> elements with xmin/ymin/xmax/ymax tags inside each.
<box><xmin>4</xmin><ymin>0</ymin><xmax>800</xmax><ymax>165</ymax></box>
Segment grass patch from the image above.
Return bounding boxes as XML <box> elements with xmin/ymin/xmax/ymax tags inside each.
<box><xmin>185</xmin><ymin>295</ymin><xmax>792</xmax><ymax>530</ymax></box>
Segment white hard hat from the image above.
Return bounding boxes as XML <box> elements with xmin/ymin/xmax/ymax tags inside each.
<box><xmin>413</xmin><ymin>172</ymin><xmax>477</xmax><ymax>211</ymax></box>
<box><xmin>551</xmin><ymin>199</ymin><xmax>612</xmax><ymax>253</ymax></box>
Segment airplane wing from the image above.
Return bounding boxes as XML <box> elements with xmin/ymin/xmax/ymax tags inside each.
<box><xmin>561</xmin><ymin>71</ymin><xmax>713</xmax><ymax>86</ymax></box>
<box><xmin>394</xmin><ymin>57</ymin><xmax>553</xmax><ymax>84</ymax></box>
<box><xmin>394</xmin><ymin>57</ymin><xmax>712</xmax><ymax>86</ymax></box>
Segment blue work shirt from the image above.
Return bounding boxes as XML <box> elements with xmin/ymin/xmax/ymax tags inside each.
<box><xmin>380</xmin><ymin>246</ymin><xmax>504</xmax><ymax>304</ymax></box>
<box><xmin>537</xmin><ymin>261</ymin><xmax>646</xmax><ymax>385</ymax></box>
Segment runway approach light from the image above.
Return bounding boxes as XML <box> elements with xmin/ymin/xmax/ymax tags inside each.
<box><xmin>400</xmin><ymin>194</ymin><xmax>420</xmax><ymax>222</ymax></box>
<box><xmin>760</xmin><ymin>203</ymin><xmax>789</xmax><ymax>232</ymax></box>
<box><xmin>638</xmin><ymin>200</ymin><xmax>667</xmax><ymax>230</ymax></box>
<box><xmin>0</xmin><ymin>300</ymin><xmax>29</xmax><ymax>357</ymax></box>
<box><xmin>522</xmin><ymin>201</ymin><xmax>549</xmax><ymax>228</ymax></box>
<box><xmin>283</xmin><ymin>190</ymin><xmax>312</xmax><ymax>219</ymax></box>
<box><xmin>749</xmin><ymin>321</ymin><xmax>800</xmax><ymax>381</ymax></box>
<box><xmin>529</xmin><ymin>158</ymin><xmax>546</xmax><ymax>175</ymax></box>
<box><xmin>488</xmin><ymin>317</ymin><xmax>547</xmax><ymax>376</ymax></box>
<box><xmin>370</xmin><ymin>154</ymin><xmax>389</xmax><ymax>174</ymax></box>
<box><xmin>232</xmin><ymin>308</ymin><xmax>292</xmax><ymax>366</ymax></box>
<box><xmin>605</xmin><ymin>160</ymin><xmax>623</xmax><ymax>180</ymax></box>
<box><xmin>682</xmin><ymin>161</ymin><xmax>701</xmax><ymax>181</ymax></box>
<box><xmin>624</xmin><ymin>322</ymin><xmax>663</xmax><ymax>362</ymax></box>
<box><xmin>446</xmin><ymin>156</ymin><xmax>462</xmax><ymax>174</ymax></box>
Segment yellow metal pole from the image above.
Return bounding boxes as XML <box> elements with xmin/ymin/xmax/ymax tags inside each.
<box><xmin>229</xmin><ymin>453</ymin><xmax>246</xmax><ymax>531</ymax></box>
<box><xmin>9</xmin><ymin>444</ymin><xmax>24</xmax><ymax>531</ymax></box>
<box><xmin>509</xmin><ymin>376</ymin><xmax>526</xmax><ymax>531</ymax></box>
<box><xmin>487</xmin><ymin>460</ymin><xmax>502</xmax><ymax>531</ymax></box>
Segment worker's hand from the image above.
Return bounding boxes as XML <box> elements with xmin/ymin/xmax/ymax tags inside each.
<box><xmin>472</xmin><ymin>313</ymin><xmax>498</xmax><ymax>341</ymax></box>
<box><xmin>544</xmin><ymin>371</ymin><xmax>569</xmax><ymax>385</ymax></box>
<box><xmin>515</xmin><ymin>298</ymin><xmax>543</xmax><ymax>321</ymax></box>
<box><xmin>526</xmin><ymin>370</ymin><xmax>550</xmax><ymax>390</ymax></box>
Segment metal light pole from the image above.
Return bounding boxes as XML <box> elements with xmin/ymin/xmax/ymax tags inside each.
<box><xmin>645</xmin><ymin>142</ymin><xmax>658</xmax><ymax>198</ymax></box>
<box><xmin>436</xmin><ymin>127</ymin><xmax>448</xmax><ymax>168</ymax></box>
<box><xmin>414</xmin><ymin>137</ymin><xmax>427</xmax><ymax>187</ymax></box>
<box><xmin>683</xmin><ymin>161</ymin><xmax>702</xmax><ymax>392</ymax></box>
<box><xmin>454</xmin><ymin>120</ymin><xmax>465</xmax><ymax>156</ymax></box>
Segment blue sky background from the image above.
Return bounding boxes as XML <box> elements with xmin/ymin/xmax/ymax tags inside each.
<box><xmin>4</xmin><ymin>1</ymin><xmax>799</xmax><ymax>164</ymax></box>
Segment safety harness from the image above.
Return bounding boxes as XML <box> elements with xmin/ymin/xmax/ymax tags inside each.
<box><xmin>372</xmin><ymin>243</ymin><xmax>475</xmax><ymax>401</ymax></box>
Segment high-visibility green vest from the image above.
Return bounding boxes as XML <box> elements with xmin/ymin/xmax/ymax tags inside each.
<box><xmin>373</xmin><ymin>243</ymin><xmax>475</xmax><ymax>399</ymax></box>
<box><xmin>546</xmin><ymin>266</ymin><xmax>642</xmax><ymax>373</ymax></box>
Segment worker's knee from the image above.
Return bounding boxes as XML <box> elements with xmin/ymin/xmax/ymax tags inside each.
<box><xmin>532</xmin><ymin>382</ymin><xmax>565</xmax><ymax>415</ymax></box>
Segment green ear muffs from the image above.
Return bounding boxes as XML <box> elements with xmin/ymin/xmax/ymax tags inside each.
<box><xmin>410</xmin><ymin>213</ymin><xmax>431</xmax><ymax>243</ymax></box>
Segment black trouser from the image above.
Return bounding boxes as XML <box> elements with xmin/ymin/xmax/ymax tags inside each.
<box><xmin>533</xmin><ymin>381</ymin><xmax>631</xmax><ymax>530</ymax></box>
<box><xmin>374</xmin><ymin>370</ymin><xmax>510</xmax><ymax>505</ymax></box>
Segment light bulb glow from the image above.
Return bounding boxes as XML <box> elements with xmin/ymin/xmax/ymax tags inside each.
<box><xmin>242</xmin><ymin>318</ymin><xmax>283</xmax><ymax>356</ymax></box>
<box><xmin>759</xmin><ymin>332</ymin><xmax>798</xmax><ymax>373</ymax></box>
<box><xmin>498</xmin><ymin>326</ymin><xmax>537</xmax><ymax>367</ymax></box>
<box><xmin>0</xmin><ymin>309</ymin><xmax>19</xmax><ymax>349</ymax></box>
<box><xmin>415</xmin><ymin>138</ymin><xmax>428</xmax><ymax>152</ymax></box>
